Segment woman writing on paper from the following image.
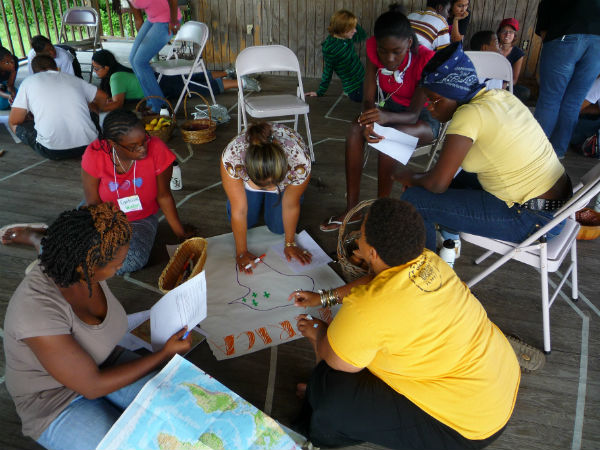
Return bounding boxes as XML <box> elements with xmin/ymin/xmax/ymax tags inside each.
<box><xmin>4</xmin><ymin>203</ymin><xmax>192</xmax><ymax>450</ymax></box>
<box><xmin>221</xmin><ymin>122</ymin><xmax>313</xmax><ymax>274</ymax></box>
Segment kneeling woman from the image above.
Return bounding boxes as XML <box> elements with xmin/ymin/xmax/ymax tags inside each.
<box><xmin>221</xmin><ymin>122</ymin><xmax>312</xmax><ymax>273</ymax></box>
<box><xmin>395</xmin><ymin>43</ymin><xmax>571</xmax><ymax>250</ymax></box>
<box><xmin>4</xmin><ymin>203</ymin><xmax>191</xmax><ymax>449</ymax></box>
<box><xmin>82</xmin><ymin>110</ymin><xmax>194</xmax><ymax>274</ymax></box>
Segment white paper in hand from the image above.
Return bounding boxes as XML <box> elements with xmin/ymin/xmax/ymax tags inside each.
<box><xmin>150</xmin><ymin>271</ymin><xmax>207</xmax><ymax>351</ymax></box>
<box><xmin>369</xmin><ymin>123</ymin><xmax>419</xmax><ymax>165</ymax></box>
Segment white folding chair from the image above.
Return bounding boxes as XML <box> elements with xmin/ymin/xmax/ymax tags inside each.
<box><xmin>235</xmin><ymin>45</ymin><xmax>315</xmax><ymax>162</ymax></box>
<box><xmin>409</xmin><ymin>121</ymin><xmax>451</xmax><ymax>171</ymax></box>
<box><xmin>59</xmin><ymin>7</ymin><xmax>102</xmax><ymax>80</ymax></box>
<box><xmin>151</xmin><ymin>21</ymin><xmax>216</xmax><ymax>114</ymax></box>
<box><xmin>465</xmin><ymin>51</ymin><xmax>513</xmax><ymax>93</ymax></box>
<box><xmin>461</xmin><ymin>162</ymin><xmax>600</xmax><ymax>353</ymax></box>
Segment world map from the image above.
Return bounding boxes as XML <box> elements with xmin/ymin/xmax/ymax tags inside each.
<box><xmin>96</xmin><ymin>355</ymin><xmax>300</xmax><ymax>450</ymax></box>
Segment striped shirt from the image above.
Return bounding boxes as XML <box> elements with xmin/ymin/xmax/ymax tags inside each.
<box><xmin>317</xmin><ymin>24</ymin><xmax>366</xmax><ymax>96</ymax></box>
<box><xmin>408</xmin><ymin>10</ymin><xmax>451</xmax><ymax>51</ymax></box>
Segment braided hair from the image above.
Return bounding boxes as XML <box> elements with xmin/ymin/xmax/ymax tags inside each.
<box><xmin>91</xmin><ymin>109</ymin><xmax>143</xmax><ymax>154</ymax></box>
<box><xmin>39</xmin><ymin>203</ymin><xmax>131</xmax><ymax>295</ymax></box>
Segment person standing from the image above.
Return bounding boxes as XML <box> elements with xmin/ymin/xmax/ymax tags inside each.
<box><xmin>534</xmin><ymin>0</ymin><xmax>600</xmax><ymax>158</ymax></box>
<box><xmin>126</xmin><ymin>0</ymin><xmax>181</xmax><ymax>113</ymax></box>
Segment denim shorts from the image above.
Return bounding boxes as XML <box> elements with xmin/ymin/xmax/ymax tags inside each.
<box><xmin>382</xmin><ymin>99</ymin><xmax>441</xmax><ymax>138</ymax></box>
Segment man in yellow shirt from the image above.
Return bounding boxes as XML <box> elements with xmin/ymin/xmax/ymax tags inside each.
<box><xmin>292</xmin><ymin>198</ymin><xmax>520</xmax><ymax>449</ymax></box>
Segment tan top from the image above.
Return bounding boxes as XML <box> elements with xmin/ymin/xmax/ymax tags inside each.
<box><xmin>3</xmin><ymin>262</ymin><xmax>127</xmax><ymax>439</ymax></box>
<box><xmin>447</xmin><ymin>89</ymin><xmax>565</xmax><ymax>207</ymax></box>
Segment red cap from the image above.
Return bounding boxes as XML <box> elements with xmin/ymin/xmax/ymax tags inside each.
<box><xmin>498</xmin><ymin>18</ymin><xmax>519</xmax><ymax>32</ymax></box>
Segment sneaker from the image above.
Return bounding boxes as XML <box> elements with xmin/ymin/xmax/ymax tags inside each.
<box><xmin>193</xmin><ymin>104</ymin><xmax>231</xmax><ymax>124</ymax></box>
<box><xmin>225</xmin><ymin>68</ymin><xmax>237</xmax><ymax>79</ymax></box>
<box><xmin>581</xmin><ymin>132</ymin><xmax>599</xmax><ymax>158</ymax></box>
<box><xmin>241</xmin><ymin>75</ymin><xmax>261</xmax><ymax>92</ymax></box>
<box><xmin>505</xmin><ymin>334</ymin><xmax>546</xmax><ymax>373</ymax></box>
<box><xmin>170</xmin><ymin>163</ymin><xmax>182</xmax><ymax>191</ymax></box>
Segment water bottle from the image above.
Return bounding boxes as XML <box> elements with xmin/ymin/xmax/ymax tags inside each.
<box><xmin>439</xmin><ymin>239</ymin><xmax>456</xmax><ymax>268</ymax></box>
<box><xmin>170</xmin><ymin>161</ymin><xmax>182</xmax><ymax>191</ymax></box>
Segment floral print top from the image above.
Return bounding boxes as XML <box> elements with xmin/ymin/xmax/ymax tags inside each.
<box><xmin>221</xmin><ymin>123</ymin><xmax>311</xmax><ymax>190</ymax></box>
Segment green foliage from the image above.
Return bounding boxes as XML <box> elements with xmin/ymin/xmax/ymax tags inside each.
<box><xmin>1</xmin><ymin>0</ymin><xmax>135</xmax><ymax>58</ymax></box>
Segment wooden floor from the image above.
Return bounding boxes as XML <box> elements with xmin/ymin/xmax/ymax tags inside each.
<box><xmin>1</xmin><ymin>75</ymin><xmax>599</xmax><ymax>450</ymax></box>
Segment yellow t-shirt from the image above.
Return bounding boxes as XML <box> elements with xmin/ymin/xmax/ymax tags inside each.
<box><xmin>327</xmin><ymin>250</ymin><xmax>520</xmax><ymax>440</ymax></box>
<box><xmin>447</xmin><ymin>89</ymin><xmax>564</xmax><ymax>206</ymax></box>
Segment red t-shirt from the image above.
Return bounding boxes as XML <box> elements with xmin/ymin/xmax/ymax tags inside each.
<box><xmin>366</xmin><ymin>37</ymin><xmax>434</xmax><ymax>106</ymax></box>
<box><xmin>81</xmin><ymin>136</ymin><xmax>175</xmax><ymax>222</ymax></box>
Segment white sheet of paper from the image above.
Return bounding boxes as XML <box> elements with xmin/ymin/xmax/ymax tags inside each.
<box><xmin>118</xmin><ymin>310</ymin><xmax>151</xmax><ymax>351</ymax></box>
<box><xmin>270</xmin><ymin>230</ymin><xmax>333</xmax><ymax>274</ymax></box>
<box><xmin>150</xmin><ymin>271</ymin><xmax>207</xmax><ymax>351</ymax></box>
<box><xmin>369</xmin><ymin>123</ymin><xmax>419</xmax><ymax>165</ymax></box>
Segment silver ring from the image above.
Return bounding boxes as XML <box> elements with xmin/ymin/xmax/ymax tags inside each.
<box><xmin>302</xmin><ymin>250</ymin><xmax>309</xmax><ymax>254</ymax></box>
<box><xmin>10</xmin><ymin>232</ymin><xmax>17</xmax><ymax>238</ymax></box>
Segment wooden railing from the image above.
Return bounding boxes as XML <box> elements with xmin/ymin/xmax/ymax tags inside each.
<box><xmin>0</xmin><ymin>0</ymin><xmax>137</xmax><ymax>59</ymax></box>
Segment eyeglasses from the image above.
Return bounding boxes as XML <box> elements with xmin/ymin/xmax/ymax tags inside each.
<box><xmin>500</xmin><ymin>30</ymin><xmax>516</xmax><ymax>35</ymax></box>
<box><xmin>427</xmin><ymin>97</ymin><xmax>442</xmax><ymax>106</ymax></box>
<box><xmin>116</xmin><ymin>134</ymin><xmax>150</xmax><ymax>153</ymax></box>
<box><xmin>92</xmin><ymin>65</ymin><xmax>104</xmax><ymax>72</ymax></box>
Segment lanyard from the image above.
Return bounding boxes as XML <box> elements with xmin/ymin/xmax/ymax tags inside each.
<box><xmin>112</xmin><ymin>147</ymin><xmax>137</xmax><ymax>199</ymax></box>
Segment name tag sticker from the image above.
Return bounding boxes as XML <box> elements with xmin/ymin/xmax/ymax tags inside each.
<box><xmin>117</xmin><ymin>195</ymin><xmax>143</xmax><ymax>213</ymax></box>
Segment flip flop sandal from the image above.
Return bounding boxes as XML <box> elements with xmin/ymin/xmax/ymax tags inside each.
<box><xmin>0</xmin><ymin>222</ymin><xmax>48</xmax><ymax>244</ymax></box>
<box><xmin>319</xmin><ymin>216</ymin><xmax>343</xmax><ymax>232</ymax></box>
<box><xmin>505</xmin><ymin>334</ymin><xmax>546</xmax><ymax>373</ymax></box>
<box><xmin>319</xmin><ymin>214</ymin><xmax>363</xmax><ymax>232</ymax></box>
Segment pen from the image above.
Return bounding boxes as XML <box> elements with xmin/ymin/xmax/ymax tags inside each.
<box><xmin>182</xmin><ymin>329</ymin><xmax>191</xmax><ymax>340</ymax></box>
<box><xmin>244</xmin><ymin>253</ymin><xmax>266</xmax><ymax>270</ymax></box>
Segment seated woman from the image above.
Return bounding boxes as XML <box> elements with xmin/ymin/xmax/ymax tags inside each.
<box><xmin>92</xmin><ymin>49</ymin><xmax>144</xmax><ymax>112</ymax></box>
<box><xmin>320</xmin><ymin>5</ymin><xmax>439</xmax><ymax>231</ymax></box>
<box><xmin>395</xmin><ymin>42</ymin><xmax>572</xmax><ymax>251</ymax></box>
<box><xmin>221</xmin><ymin>122</ymin><xmax>312</xmax><ymax>273</ymax></box>
<box><xmin>82</xmin><ymin>109</ymin><xmax>195</xmax><ymax>274</ymax></box>
<box><xmin>0</xmin><ymin>46</ymin><xmax>18</xmax><ymax>110</ymax></box>
<box><xmin>497</xmin><ymin>18</ymin><xmax>530</xmax><ymax>102</ymax></box>
<box><xmin>4</xmin><ymin>203</ymin><xmax>191</xmax><ymax>450</ymax></box>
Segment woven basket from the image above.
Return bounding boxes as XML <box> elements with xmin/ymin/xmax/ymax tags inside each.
<box><xmin>180</xmin><ymin>91</ymin><xmax>217</xmax><ymax>144</ymax></box>
<box><xmin>575</xmin><ymin>208</ymin><xmax>600</xmax><ymax>240</ymax></box>
<box><xmin>336</xmin><ymin>199</ymin><xmax>375</xmax><ymax>281</ymax></box>
<box><xmin>158</xmin><ymin>237</ymin><xmax>208</xmax><ymax>293</ymax></box>
<box><xmin>136</xmin><ymin>96</ymin><xmax>176</xmax><ymax>142</ymax></box>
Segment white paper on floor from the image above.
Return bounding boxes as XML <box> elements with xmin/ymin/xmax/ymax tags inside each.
<box><xmin>202</xmin><ymin>226</ymin><xmax>343</xmax><ymax>360</ymax></box>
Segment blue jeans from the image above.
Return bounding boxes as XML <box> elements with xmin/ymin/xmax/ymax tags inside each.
<box><xmin>534</xmin><ymin>34</ymin><xmax>600</xmax><ymax>158</ymax></box>
<box><xmin>130</xmin><ymin>20</ymin><xmax>172</xmax><ymax>112</ymax></box>
<box><xmin>226</xmin><ymin>190</ymin><xmax>285</xmax><ymax>234</ymax></box>
<box><xmin>37</xmin><ymin>350</ymin><xmax>156</xmax><ymax>450</ymax></box>
<box><xmin>401</xmin><ymin>186</ymin><xmax>564</xmax><ymax>251</ymax></box>
<box><xmin>118</xmin><ymin>214</ymin><xmax>159</xmax><ymax>275</ymax></box>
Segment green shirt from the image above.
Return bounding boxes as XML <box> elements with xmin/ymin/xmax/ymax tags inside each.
<box><xmin>317</xmin><ymin>24</ymin><xmax>366</xmax><ymax>97</ymax></box>
<box><xmin>110</xmin><ymin>71</ymin><xmax>144</xmax><ymax>100</ymax></box>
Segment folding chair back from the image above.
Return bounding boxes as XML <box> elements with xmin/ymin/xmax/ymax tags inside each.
<box><xmin>59</xmin><ymin>7</ymin><xmax>101</xmax><ymax>80</ymax></box>
<box><xmin>465</xmin><ymin>51</ymin><xmax>513</xmax><ymax>93</ymax></box>
<box><xmin>172</xmin><ymin>21</ymin><xmax>209</xmax><ymax>49</ymax></box>
<box><xmin>236</xmin><ymin>45</ymin><xmax>302</xmax><ymax>77</ymax></box>
<box><xmin>235</xmin><ymin>45</ymin><xmax>314</xmax><ymax>161</ymax></box>
<box><xmin>151</xmin><ymin>21</ymin><xmax>215</xmax><ymax>114</ymax></box>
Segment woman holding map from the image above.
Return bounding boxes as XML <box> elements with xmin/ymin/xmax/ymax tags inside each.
<box><xmin>3</xmin><ymin>203</ymin><xmax>192</xmax><ymax>449</ymax></box>
<box><xmin>221</xmin><ymin>121</ymin><xmax>313</xmax><ymax>274</ymax></box>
